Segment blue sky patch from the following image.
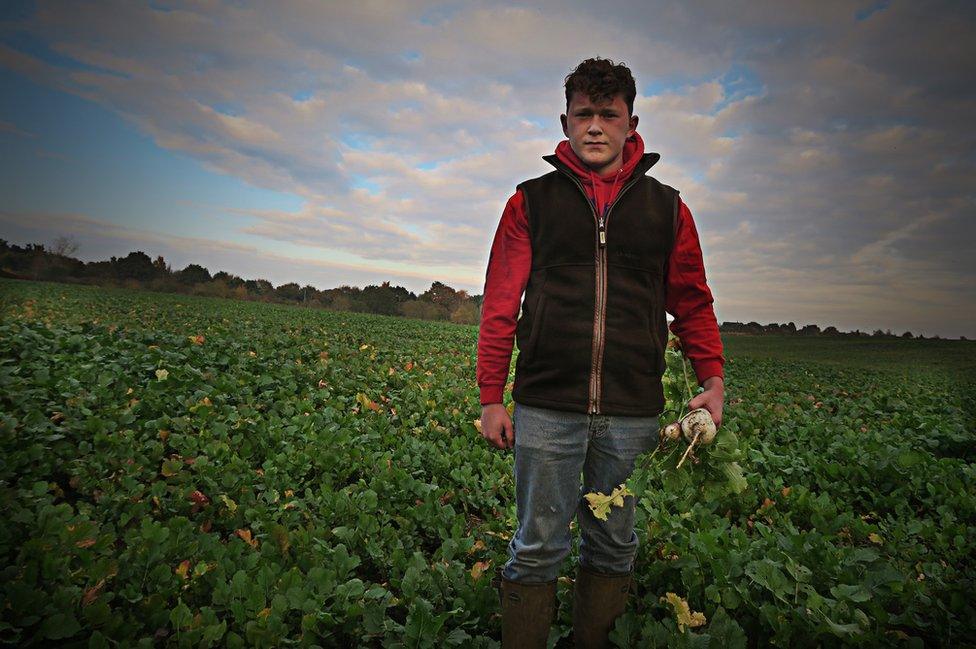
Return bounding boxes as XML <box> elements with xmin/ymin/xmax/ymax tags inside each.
<box><xmin>642</xmin><ymin>77</ymin><xmax>691</xmax><ymax>97</ymax></box>
<box><xmin>716</xmin><ymin>63</ymin><xmax>764</xmax><ymax>110</ymax></box>
<box><xmin>340</xmin><ymin>133</ymin><xmax>374</xmax><ymax>151</ymax></box>
<box><xmin>350</xmin><ymin>175</ymin><xmax>381</xmax><ymax>194</ymax></box>
<box><xmin>855</xmin><ymin>1</ymin><xmax>890</xmax><ymax>21</ymax></box>
<box><xmin>0</xmin><ymin>68</ymin><xmax>302</xmax><ymax>245</ymax></box>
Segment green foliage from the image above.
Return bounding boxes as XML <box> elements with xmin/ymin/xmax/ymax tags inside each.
<box><xmin>626</xmin><ymin>336</ymin><xmax>975</xmax><ymax>647</ymax></box>
<box><xmin>644</xmin><ymin>344</ymin><xmax>749</xmax><ymax>498</ymax></box>
<box><xmin>1</xmin><ymin>279</ymin><xmax>974</xmax><ymax>647</ymax></box>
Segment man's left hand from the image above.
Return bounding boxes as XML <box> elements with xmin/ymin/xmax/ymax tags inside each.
<box><xmin>688</xmin><ymin>376</ymin><xmax>724</xmax><ymax>429</ymax></box>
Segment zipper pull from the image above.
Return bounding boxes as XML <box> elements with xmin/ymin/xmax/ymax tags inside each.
<box><xmin>598</xmin><ymin>216</ymin><xmax>606</xmax><ymax>247</ymax></box>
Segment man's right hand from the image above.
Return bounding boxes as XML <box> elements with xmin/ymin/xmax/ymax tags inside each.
<box><xmin>480</xmin><ymin>403</ymin><xmax>514</xmax><ymax>450</ymax></box>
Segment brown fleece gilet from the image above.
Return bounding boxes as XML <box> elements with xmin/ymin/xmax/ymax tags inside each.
<box><xmin>511</xmin><ymin>153</ymin><xmax>678</xmax><ymax>416</ymax></box>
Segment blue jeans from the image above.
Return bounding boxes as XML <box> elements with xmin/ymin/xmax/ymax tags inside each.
<box><xmin>502</xmin><ymin>401</ymin><xmax>659</xmax><ymax>583</ymax></box>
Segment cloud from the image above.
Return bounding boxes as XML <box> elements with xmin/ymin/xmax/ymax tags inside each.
<box><xmin>1</xmin><ymin>0</ymin><xmax>974</xmax><ymax>336</ymax></box>
<box><xmin>0</xmin><ymin>210</ymin><xmax>482</xmax><ymax>293</ymax></box>
<box><xmin>0</xmin><ymin>119</ymin><xmax>34</xmax><ymax>137</ymax></box>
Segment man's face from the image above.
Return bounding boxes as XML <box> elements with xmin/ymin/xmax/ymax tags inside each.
<box><xmin>561</xmin><ymin>91</ymin><xmax>638</xmax><ymax>176</ymax></box>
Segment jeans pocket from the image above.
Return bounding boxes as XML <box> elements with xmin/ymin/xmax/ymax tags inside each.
<box><xmin>513</xmin><ymin>402</ymin><xmax>551</xmax><ymax>450</ymax></box>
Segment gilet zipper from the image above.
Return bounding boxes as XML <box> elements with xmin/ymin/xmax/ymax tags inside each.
<box><xmin>556</xmin><ymin>170</ymin><xmax>643</xmax><ymax>414</ymax></box>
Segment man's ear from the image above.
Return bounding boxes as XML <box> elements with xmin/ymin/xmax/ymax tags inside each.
<box><xmin>560</xmin><ymin>114</ymin><xmax>568</xmax><ymax>137</ymax></box>
<box><xmin>628</xmin><ymin>114</ymin><xmax>639</xmax><ymax>138</ymax></box>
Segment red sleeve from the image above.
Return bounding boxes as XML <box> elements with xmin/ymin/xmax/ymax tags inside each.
<box><xmin>477</xmin><ymin>189</ymin><xmax>532</xmax><ymax>404</ymax></box>
<box><xmin>664</xmin><ymin>198</ymin><xmax>725</xmax><ymax>384</ymax></box>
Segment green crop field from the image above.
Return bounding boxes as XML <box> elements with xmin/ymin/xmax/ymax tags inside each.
<box><xmin>1</xmin><ymin>279</ymin><xmax>974</xmax><ymax>648</ymax></box>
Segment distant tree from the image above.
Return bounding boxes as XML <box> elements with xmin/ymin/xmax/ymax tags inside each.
<box><xmin>450</xmin><ymin>301</ymin><xmax>479</xmax><ymax>325</ymax></box>
<box><xmin>420</xmin><ymin>281</ymin><xmax>462</xmax><ymax>312</ymax></box>
<box><xmin>329</xmin><ymin>293</ymin><xmax>355</xmax><ymax>312</ymax></box>
<box><xmin>177</xmin><ymin>263</ymin><xmax>212</xmax><ymax>285</ymax></box>
<box><xmin>799</xmin><ymin>324</ymin><xmax>821</xmax><ymax>336</ymax></box>
<box><xmin>902</xmin><ymin>331</ymin><xmax>914</xmax><ymax>339</ymax></box>
<box><xmin>50</xmin><ymin>236</ymin><xmax>79</xmax><ymax>257</ymax></box>
<box><xmin>300</xmin><ymin>284</ymin><xmax>318</xmax><ymax>303</ymax></box>
<box><xmin>719</xmin><ymin>321</ymin><xmax>745</xmax><ymax>333</ymax></box>
<box><xmin>322</xmin><ymin>285</ymin><xmax>362</xmax><ymax>309</ymax></box>
<box><xmin>334</xmin><ymin>285</ymin><xmax>362</xmax><ymax>299</ymax></box>
<box><xmin>361</xmin><ymin>281</ymin><xmax>413</xmax><ymax>315</ymax></box>
<box><xmin>0</xmin><ymin>238</ymin><xmax>82</xmax><ymax>280</ymax></box>
<box><xmin>85</xmin><ymin>259</ymin><xmax>114</xmax><ymax>279</ymax></box>
<box><xmin>402</xmin><ymin>300</ymin><xmax>448</xmax><ymax>321</ymax></box>
<box><xmin>360</xmin><ymin>284</ymin><xmax>397</xmax><ymax>315</ymax></box>
<box><xmin>312</xmin><ymin>291</ymin><xmax>333</xmax><ymax>309</ymax></box>
<box><xmin>276</xmin><ymin>282</ymin><xmax>303</xmax><ymax>301</ymax></box>
<box><xmin>822</xmin><ymin>326</ymin><xmax>839</xmax><ymax>336</ymax></box>
<box><xmin>193</xmin><ymin>280</ymin><xmax>232</xmax><ymax>299</ymax></box>
<box><xmin>153</xmin><ymin>255</ymin><xmax>170</xmax><ymax>274</ymax></box>
<box><xmin>114</xmin><ymin>251</ymin><xmax>156</xmax><ymax>281</ymax></box>
<box><xmin>213</xmin><ymin>271</ymin><xmax>244</xmax><ymax>288</ymax></box>
<box><xmin>245</xmin><ymin>278</ymin><xmax>275</xmax><ymax>299</ymax></box>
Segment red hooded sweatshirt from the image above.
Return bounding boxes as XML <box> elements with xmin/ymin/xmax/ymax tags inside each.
<box><xmin>477</xmin><ymin>132</ymin><xmax>724</xmax><ymax>405</ymax></box>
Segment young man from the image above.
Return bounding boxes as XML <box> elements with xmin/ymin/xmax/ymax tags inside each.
<box><xmin>477</xmin><ymin>58</ymin><xmax>724</xmax><ymax>647</ymax></box>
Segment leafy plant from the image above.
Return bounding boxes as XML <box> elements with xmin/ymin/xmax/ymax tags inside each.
<box><xmin>1</xmin><ymin>278</ymin><xmax>973</xmax><ymax>647</ymax></box>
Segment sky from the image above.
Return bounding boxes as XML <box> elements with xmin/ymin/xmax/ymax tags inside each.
<box><xmin>1</xmin><ymin>0</ymin><xmax>974</xmax><ymax>338</ymax></box>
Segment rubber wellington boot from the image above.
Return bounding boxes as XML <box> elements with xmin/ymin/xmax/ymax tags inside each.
<box><xmin>572</xmin><ymin>564</ymin><xmax>632</xmax><ymax>648</ymax></box>
<box><xmin>493</xmin><ymin>568</ymin><xmax>557</xmax><ymax>649</ymax></box>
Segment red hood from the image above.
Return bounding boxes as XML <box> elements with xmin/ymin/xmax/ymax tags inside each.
<box><xmin>555</xmin><ymin>131</ymin><xmax>646</xmax><ymax>217</ymax></box>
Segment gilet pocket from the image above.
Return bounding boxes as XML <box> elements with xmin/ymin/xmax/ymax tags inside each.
<box><xmin>525</xmin><ymin>293</ymin><xmax>547</xmax><ymax>362</ymax></box>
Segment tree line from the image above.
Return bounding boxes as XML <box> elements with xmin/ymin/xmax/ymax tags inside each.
<box><xmin>718</xmin><ymin>321</ymin><xmax>943</xmax><ymax>341</ymax></box>
<box><xmin>1</xmin><ymin>238</ymin><xmax>958</xmax><ymax>340</ymax></box>
<box><xmin>0</xmin><ymin>239</ymin><xmax>482</xmax><ymax>325</ymax></box>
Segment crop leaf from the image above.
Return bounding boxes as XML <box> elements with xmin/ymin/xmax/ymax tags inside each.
<box><xmin>584</xmin><ymin>483</ymin><xmax>634</xmax><ymax>521</ymax></box>
<box><xmin>40</xmin><ymin>613</ymin><xmax>80</xmax><ymax>640</ymax></box>
<box><xmin>707</xmin><ymin>606</ymin><xmax>747</xmax><ymax>648</ymax></box>
<box><xmin>722</xmin><ymin>462</ymin><xmax>748</xmax><ymax>494</ymax></box>
<box><xmin>660</xmin><ymin>592</ymin><xmax>706</xmax><ymax>633</ymax></box>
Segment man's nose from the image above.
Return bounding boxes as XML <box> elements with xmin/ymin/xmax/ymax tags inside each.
<box><xmin>587</xmin><ymin>120</ymin><xmax>603</xmax><ymax>134</ymax></box>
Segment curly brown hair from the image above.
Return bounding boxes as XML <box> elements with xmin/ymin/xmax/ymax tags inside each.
<box><xmin>564</xmin><ymin>57</ymin><xmax>637</xmax><ymax>115</ymax></box>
